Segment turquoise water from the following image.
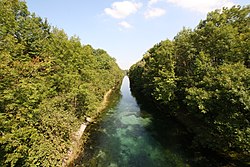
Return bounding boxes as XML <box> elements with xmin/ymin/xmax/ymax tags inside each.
<box><xmin>76</xmin><ymin>76</ymin><xmax>189</xmax><ymax>167</ymax></box>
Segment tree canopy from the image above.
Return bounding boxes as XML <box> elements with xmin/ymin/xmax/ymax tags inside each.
<box><xmin>0</xmin><ymin>0</ymin><xmax>123</xmax><ymax>166</ymax></box>
<box><xmin>129</xmin><ymin>5</ymin><xmax>250</xmax><ymax>162</ymax></box>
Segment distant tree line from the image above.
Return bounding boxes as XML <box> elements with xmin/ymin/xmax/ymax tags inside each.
<box><xmin>0</xmin><ymin>0</ymin><xmax>123</xmax><ymax>166</ymax></box>
<box><xmin>129</xmin><ymin>5</ymin><xmax>249</xmax><ymax>163</ymax></box>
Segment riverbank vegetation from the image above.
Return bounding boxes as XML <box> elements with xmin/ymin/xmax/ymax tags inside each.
<box><xmin>0</xmin><ymin>0</ymin><xmax>123</xmax><ymax>166</ymax></box>
<box><xmin>129</xmin><ymin>5</ymin><xmax>249</xmax><ymax>165</ymax></box>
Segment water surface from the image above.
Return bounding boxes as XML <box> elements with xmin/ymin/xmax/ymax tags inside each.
<box><xmin>76</xmin><ymin>76</ymin><xmax>188</xmax><ymax>167</ymax></box>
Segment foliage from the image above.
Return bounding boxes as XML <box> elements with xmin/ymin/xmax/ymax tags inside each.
<box><xmin>0</xmin><ymin>0</ymin><xmax>123</xmax><ymax>166</ymax></box>
<box><xmin>129</xmin><ymin>5</ymin><xmax>250</xmax><ymax>158</ymax></box>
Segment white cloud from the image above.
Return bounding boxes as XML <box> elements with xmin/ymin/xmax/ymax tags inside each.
<box><xmin>166</xmin><ymin>0</ymin><xmax>235</xmax><ymax>13</ymax></box>
<box><xmin>144</xmin><ymin>8</ymin><xmax>166</xmax><ymax>19</ymax></box>
<box><xmin>148</xmin><ymin>0</ymin><xmax>160</xmax><ymax>6</ymax></box>
<box><xmin>104</xmin><ymin>1</ymin><xmax>142</xmax><ymax>19</ymax></box>
<box><xmin>118</xmin><ymin>21</ymin><xmax>133</xmax><ymax>28</ymax></box>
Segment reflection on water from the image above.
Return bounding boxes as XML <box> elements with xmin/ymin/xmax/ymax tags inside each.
<box><xmin>76</xmin><ymin>77</ymin><xmax>188</xmax><ymax>167</ymax></box>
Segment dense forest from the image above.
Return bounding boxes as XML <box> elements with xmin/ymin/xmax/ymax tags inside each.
<box><xmin>129</xmin><ymin>5</ymin><xmax>249</xmax><ymax>164</ymax></box>
<box><xmin>0</xmin><ymin>0</ymin><xmax>123</xmax><ymax>166</ymax></box>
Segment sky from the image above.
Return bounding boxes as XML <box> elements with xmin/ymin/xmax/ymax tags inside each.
<box><xmin>25</xmin><ymin>0</ymin><xmax>249</xmax><ymax>69</ymax></box>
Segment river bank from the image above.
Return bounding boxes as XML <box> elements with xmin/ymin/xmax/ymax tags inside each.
<box><xmin>63</xmin><ymin>81</ymin><xmax>122</xmax><ymax>166</ymax></box>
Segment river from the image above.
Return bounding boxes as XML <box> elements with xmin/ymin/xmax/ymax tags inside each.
<box><xmin>75</xmin><ymin>76</ymin><xmax>192</xmax><ymax>167</ymax></box>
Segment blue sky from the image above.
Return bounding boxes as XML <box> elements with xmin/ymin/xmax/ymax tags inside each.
<box><xmin>25</xmin><ymin>0</ymin><xmax>249</xmax><ymax>69</ymax></box>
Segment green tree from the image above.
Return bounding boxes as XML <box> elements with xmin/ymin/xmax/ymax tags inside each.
<box><xmin>0</xmin><ymin>0</ymin><xmax>123</xmax><ymax>166</ymax></box>
<box><xmin>129</xmin><ymin>5</ymin><xmax>250</xmax><ymax>163</ymax></box>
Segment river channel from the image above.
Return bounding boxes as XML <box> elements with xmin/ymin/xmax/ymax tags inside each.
<box><xmin>75</xmin><ymin>76</ymin><xmax>193</xmax><ymax>167</ymax></box>
<box><xmin>73</xmin><ymin>76</ymin><xmax>244</xmax><ymax>167</ymax></box>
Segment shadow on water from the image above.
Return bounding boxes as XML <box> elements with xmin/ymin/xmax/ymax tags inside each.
<box><xmin>74</xmin><ymin>76</ymin><xmax>236</xmax><ymax>167</ymax></box>
<box><xmin>131</xmin><ymin>84</ymin><xmax>249</xmax><ymax>167</ymax></box>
